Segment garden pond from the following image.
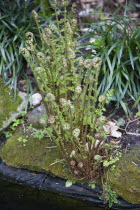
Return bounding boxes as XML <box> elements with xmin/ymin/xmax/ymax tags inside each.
<box><xmin>0</xmin><ymin>179</ymin><xmax>103</xmax><ymax>210</ymax></box>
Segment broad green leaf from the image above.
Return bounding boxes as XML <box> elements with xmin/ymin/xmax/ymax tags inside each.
<box><xmin>103</xmin><ymin>160</ymin><xmax>109</xmax><ymax>167</ymax></box>
<box><xmin>65</xmin><ymin>180</ymin><xmax>73</xmax><ymax>187</ymax></box>
<box><xmin>116</xmin><ymin>118</ymin><xmax>125</xmax><ymax>127</ymax></box>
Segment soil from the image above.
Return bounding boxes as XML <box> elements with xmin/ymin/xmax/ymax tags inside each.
<box><xmin>104</xmin><ymin>102</ymin><xmax>140</xmax><ymax>151</ymax></box>
<box><xmin>74</xmin><ymin>0</ymin><xmax>140</xmax><ymax>18</ymax></box>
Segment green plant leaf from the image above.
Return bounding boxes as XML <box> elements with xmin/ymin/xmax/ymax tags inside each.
<box><xmin>128</xmin><ymin>46</ymin><xmax>134</xmax><ymax>70</ymax></box>
<box><xmin>132</xmin><ymin>95</ymin><xmax>140</xmax><ymax>108</ymax></box>
<box><xmin>88</xmin><ymin>182</ymin><xmax>96</xmax><ymax>189</ymax></box>
<box><xmin>116</xmin><ymin>118</ymin><xmax>125</xmax><ymax>127</ymax></box>
<box><xmin>65</xmin><ymin>180</ymin><xmax>73</xmax><ymax>187</ymax></box>
<box><xmin>103</xmin><ymin>160</ymin><xmax>109</xmax><ymax>167</ymax></box>
<box><xmin>136</xmin><ymin>111</ymin><xmax>140</xmax><ymax>117</ymax></box>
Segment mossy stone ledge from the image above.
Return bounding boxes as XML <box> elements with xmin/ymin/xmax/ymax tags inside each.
<box><xmin>108</xmin><ymin>147</ymin><xmax>140</xmax><ymax>204</ymax></box>
<box><xmin>0</xmin><ymin>127</ymin><xmax>140</xmax><ymax>205</ymax></box>
<box><xmin>0</xmin><ymin>130</ymin><xmax>74</xmax><ymax>180</ymax></box>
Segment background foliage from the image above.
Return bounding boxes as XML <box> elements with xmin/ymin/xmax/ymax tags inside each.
<box><xmin>79</xmin><ymin>13</ymin><xmax>140</xmax><ymax>113</ymax></box>
<box><xmin>0</xmin><ymin>0</ymin><xmax>52</xmax><ymax>94</ymax></box>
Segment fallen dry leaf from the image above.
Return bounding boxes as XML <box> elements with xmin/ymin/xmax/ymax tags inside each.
<box><xmin>117</xmin><ymin>0</ymin><xmax>125</xmax><ymax>3</ymax></box>
<box><xmin>81</xmin><ymin>0</ymin><xmax>97</xmax><ymax>2</ymax></box>
<box><xmin>128</xmin><ymin>12</ymin><xmax>139</xmax><ymax>18</ymax></box>
<box><xmin>103</xmin><ymin>121</ymin><xmax>122</xmax><ymax>138</ymax></box>
<box><xmin>110</xmin><ymin>128</ymin><xmax>122</xmax><ymax>138</ymax></box>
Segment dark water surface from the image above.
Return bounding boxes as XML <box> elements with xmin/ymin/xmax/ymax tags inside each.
<box><xmin>0</xmin><ymin>180</ymin><xmax>103</xmax><ymax>210</ymax></box>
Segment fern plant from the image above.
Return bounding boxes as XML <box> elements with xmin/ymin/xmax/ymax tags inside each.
<box><xmin>21</xmin><ymin>0</ymin><xmax>114</xmax><ymax>181</ymax></box>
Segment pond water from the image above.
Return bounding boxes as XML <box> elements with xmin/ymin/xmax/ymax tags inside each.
<box><xmin>0</xmin><ymin>180</ymin><xmax>104</xmax><ymax>210</ymax></box>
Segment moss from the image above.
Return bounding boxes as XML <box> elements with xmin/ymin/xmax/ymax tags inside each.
<box><xmin>1</xmin><ymin>123</ymin><xmax>140</xmax><ymax>204</ymax></box>
<box><xmin>108</xmin><ymin>147</ymin><xmax>140</xmax><ymax>204</ymax></box>
<box><xmin>0</xmin><ymin>129</ymin><xmax>77</xmax><ymax>181</ymax></box>
<box><xmin>0</xmin><ymin>79</ymin><xmax>23</xmax><ymax>131</ymax></box>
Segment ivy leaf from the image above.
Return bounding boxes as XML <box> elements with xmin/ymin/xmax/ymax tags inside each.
<box><xmin>116</xmin><ymin>117</ymin><xmax>125</xmax><ymax>127</ymax></box>
<box><xmin>23</xmin><ymin>139</ymin><xmax>27</xmax><ymax>143</ymax></box>
<box><xmin>88</xmin><ymin>182</ymin><xmax>96</xmax><ymax>189</ymax></box>
<box><xmin>17</xmin><ymin>137</ymin><xmax>22</xmax><ymax>142</ymax></box>
<box><xmin>65</xmin><ymin>180</ymin><xmax>73</xmax><ymax>187</ymax></box>
<box><xmin>20</xmin><ymin>111</ymin><xmax>27</xmax><ymax>116</ymax></box>
<box><xmin>103</xmin><ymin>160</ymin><xmax>109</xmax><ymax>167</ymax></box>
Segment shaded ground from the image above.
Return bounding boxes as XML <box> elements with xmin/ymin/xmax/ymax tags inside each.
<box><xmin>75</xmin><ymin>0</ymin><xmax>140</xmax><ymax>19</ymax></box>
<box><xmin>104</xmin><ymin>102</ymin><xmax>140</xmax><ymax>151</ymax></box>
